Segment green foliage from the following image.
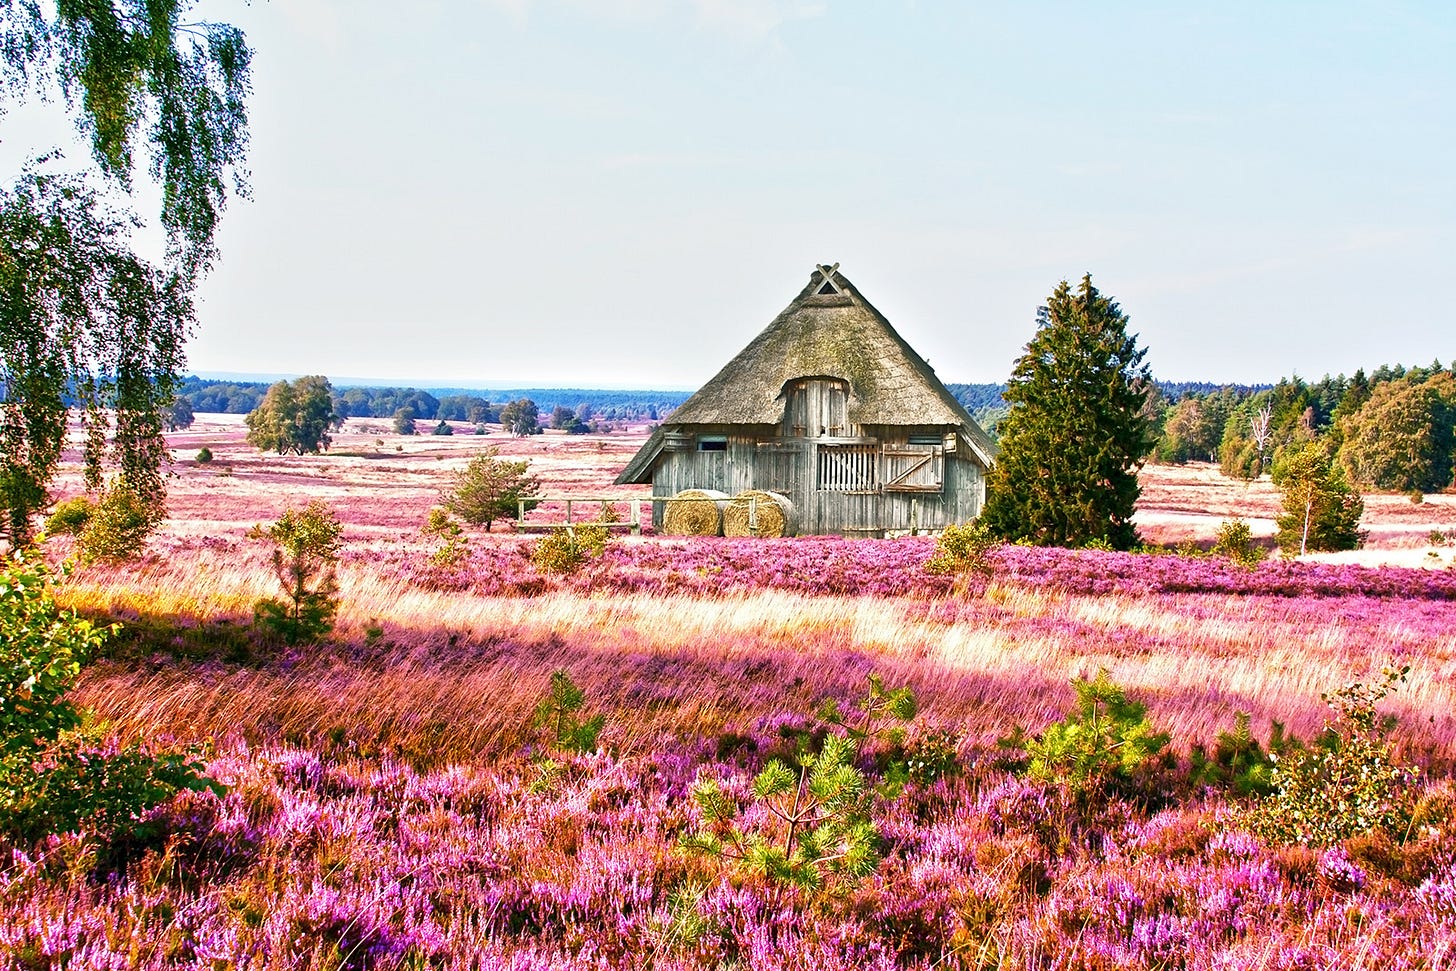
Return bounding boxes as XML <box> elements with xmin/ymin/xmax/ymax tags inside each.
<box><xmin>1246</xmin><ymin>666</ymin><xmax>1417</xmax><ymax>847</ymax></box>
<box><xmin>1274</xmin><ymin>442</ymin><xmax>1363</xmax><ymax>555</ymax></box>
<box><xmin>924</xmin><ymin>520</ymin><xmax>998</xmax><ymax>580</ymax></box>
<box><xmin>684</xmin><ymin>674</ymin><xmax>941</xmax><ymax>890</ymax></box>
<box><xmin>0</xmin><ymin>555</ymin><xmax>216</xmax><ymax>844</ymax></box>
<box><xmin>1338</xmin><ymin>375</ymin><xmax>1456</xmax><ymax>493</ymax></box>
<box><xmin>44</xmin><ymin>496</ymin><xmax>95</xmax><ymax>538</ymax></box>
<box><xmin>499</xmin><ymin>398</ymin><xmax>542</xmax><ymax>436</ymax></box>
<box><xmin>1013</xmin><ymin>671</ymin><xmax>1169</xmax><ymax>801</ymax></box>
<box><xmin>817</xmin><ymin>673</ymin><xmax>917</xmax><ymax>751</ymax></box>
<box><xmin>75</xmin><ymin>481</ymin><xmax>154</xmax><ymax>564</ymax></box>
<box><xmin>1156</xmin><ymin>394</ymin><xmax>1230</xmax><ymax>464</ymax></box>
<box><xmin>443</xmin><ymin>448</ymin><xmax>540</xmax><ymax>532</ymax></box>
<box><xmin>899</xmin><ymin>728</ymin><xmax>963</xmax><ymax>787</ymax></box>
<box><xmin>392</xmin><ymin>407</ymin><xmax>417</xmax><ymax>435</ymax></box>
<box><xmin>252</xmin><ymin>501</ymin><xmax>343</xmax><ymax>645</ymax></box>
<box><xmin>532</xmin><ymin>670</ymin><xmax>605</xmax><ymax>754</ymax></box>
<box><xmin>0</xmin><ymin>2</ymin><xmax>250</xmax><ymax>545</ymax></box>
<box><xmin>245</xmin><ymin>377</ymin><xmax>338</xmax><ymax>455</ymax></box>
<box><xmin>530</xmin><ymin>523</ymin><xmax>609</xmax><ymax>575</ymax></box>
<box><xmin>0</xmin><ymin>2</ymin><xmax>253</xmax><ymax>279</ymax></box>
<box><xmin>1211</xmin><ymin>518</ymin><xmax>1266</xmax><ymax>568</ymax></box>
<box><xmin>980</xmin><ymin>274</ymin><xmax>1153</xmax><ymax>550</ymax></box>
<box><xmin>0</xmin><ymin>557</ymin><xmax>100</xmax><ymax>756</ymax></box>
<box><xmin>3</xmin><ymin>730</ymin><xmax>220</xmax><ymax>845</ymax></box>
<box><xmin>1188</xmin><ymin>712</ymin><xmax>1300</xmax><ymax>798</ymax></box>
<box><xmin>0</xmin><ymin>172</ymin><xmax>184</xmax><ymax>546</ymax></box>
<box><xmin>431</xmin><ymin>420</ymin><xmax>453</xmax><ymax>436</ymax></box>
<box><xmin>422</xmin><ymin>508</ymin><xmax>468</xmax><ymax>568</ymax></box>
<box><xmin>166</xmin><ymin>395</ymin><xmax>195</xmax><ymax>431</ymax></box>
<box><xmin>195</xmin><ymin>446</ymin><xmax>213</xmax><ymax>464</ymax></box>
<box><xmin>683</xmin><ymin>733</ymin><xmax>879</xmax><ymax>892</ymax></box>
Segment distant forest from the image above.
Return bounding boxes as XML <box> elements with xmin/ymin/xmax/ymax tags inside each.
<box><xmin>180</xmin><ymin>366</ymin><xmax>1456</xmax><ymax>493</ymax></box>
<box><xmin>178</xmin><ymin>377</ymin><xmax>688</xmax><ymax>423</ymax></box>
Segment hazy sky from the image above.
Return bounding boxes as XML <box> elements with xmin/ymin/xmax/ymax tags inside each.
<box><xmin>8</xmin><ymin>1</ymin><xmax>1455</xmax><ymax>388</ymax></box>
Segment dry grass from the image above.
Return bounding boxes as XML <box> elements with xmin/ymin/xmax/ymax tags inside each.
<box><xmin>36</xmin><ymin>418</ymin><xmax>1456</xmax><ymax>771</ymax></box>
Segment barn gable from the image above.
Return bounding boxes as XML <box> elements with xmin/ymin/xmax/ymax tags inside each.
<box><xmin>616</xmin><ymin>265</ymin><xmax>997</xmax><ymax>535</ymax></box>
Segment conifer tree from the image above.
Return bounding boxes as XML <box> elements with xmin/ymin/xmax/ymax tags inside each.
<box><xmin>980</xmin><ymin>274</ymin><xmax>1152</xmax><ymax>550</ymax></box>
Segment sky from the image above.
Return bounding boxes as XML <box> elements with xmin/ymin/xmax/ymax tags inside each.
<box><xmin>6</xmin><ymin>1</ymin><xmax>1455</xmax><ymax>388</ymax></box>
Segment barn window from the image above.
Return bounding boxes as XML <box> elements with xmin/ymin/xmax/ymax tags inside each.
<box><xmin>783</xmin><ymin>377</ymin><xmax>849</xmax><ymax>438</ymax></box>
<box><xmin>697</xmin><ymin>436</ymin><xmax>727</xmax><ymax>452</ymax></box>
<box><xmin>818</xmin><ymin>445</ymin><xmax>879</xmax><ymax>492</ymax></box>
<box><xmin>907</xmin><ymin>434</ymin><xmax>941</xmax><ymax>445</ymax></box>
<box><xmin>883</xmin><ymin>444</ymin><xmax>944</xmax><ymax>493</ymax></box>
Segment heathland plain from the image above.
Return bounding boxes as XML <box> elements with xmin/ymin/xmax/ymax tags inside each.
<box><xmin>9</xmin><ymin>414</ymin><xmax>1456</xmax><ymax>969</ymax></box>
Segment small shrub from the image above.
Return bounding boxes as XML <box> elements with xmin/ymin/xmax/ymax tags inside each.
<box><xmin>925</xmin><ymin>520</ymin><xmax>997</xmax><ymax>580</ymax></box>
<box><xmin>532</xmin><ymin>670</ymin><xmax>605</xmax><ymax>754</ymax></box>
<box><xmin>682</xmin><ymin>732</ymin><xmax>879</xmax><ymax>891</ymax></box>
<box><xmin>899</xmin><ymin>728</ymin><xmax>963</xmax><ymax>787</ymax></box>
<box><xmin>1188</xmin><ymin>712</ymin><xmax>1300</xmax><ymax>797</ymax></box>
<box><xmin>1245</xmin><ymin>666</ymin><xmax>1418</xmax><ymax>847</ymax></box>
<box><xmin>76</xmin><ymin>483</ymin><xmax>155</xmax><ymax>564</ymax></box>
<box><xmin>251</xmin><ymin>501</ymin><xmax>343</xmax><ymax>645</ymax></box>
<box><xmin>818</xmin><ymin>673</ymin><xmax>917</xmax><ymax>749</ymax></box>
<box><xmin>432</xmin><ymin>420</ymin><xmax>453</xmax><ymax>436</ymax></box>
<box><xmin>1409</xmin><ymin>490</ymin><xmax>1425</xmax><ymax>505</ymax></box>
<box><xmin>422</xmin><ymin>507</ymin><xmax>468</xmax><ymax>567</ymax></box>
<box><xmin>44</xmin><ymin>496</ymin><xmax>95</xmax><ymax>537</ymax></box>
<box><xmin>392</xmin><ymin>408</ymin><xmax>417</xmax><ymax>435</ymax></box>
<box><xmin>1211</xmin><ymin>518</ymin><xmax>1266</xmax><ymax>569</ymax></box>
<box><xmin>1009</xmin><ymin>670</ymin><xmax>1169</xmax><ymax>802</ymax></box>
<box><xmin>0</xmin><ymin>555</ymin><xmax>217</xmax><ymax>846</ymax></box>
<box><xmin>196</xmin><ymin>446</ymin><xmax>214</xmax><ymax>463</ymax></box>
<box><xmin>531</xmin><ymin>523</ymin><xmax>609</xmax><ymax>575</ymax></box>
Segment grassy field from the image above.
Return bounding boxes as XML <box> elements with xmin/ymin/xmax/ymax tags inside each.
<box><xmin>7</xmin><ymin>417</ymin><xmax>1456</xmax><ymax>969</ymax></box>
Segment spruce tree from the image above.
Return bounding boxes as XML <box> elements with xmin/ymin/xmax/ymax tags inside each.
<box><xmin>981</xmin><ymin>274</ymin><xmax>1152</xmax><ymax>550</ymax></box>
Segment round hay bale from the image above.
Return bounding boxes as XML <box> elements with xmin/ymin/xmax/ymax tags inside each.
<box><xmin>662</xmin><ymin>488</ymin><xmax>728</xmax><ymax>536</ymax></box>
<box><xmin>722</xmin><ymin>490</ymin><xmax>797</xmax><ymax>538</ymax></box>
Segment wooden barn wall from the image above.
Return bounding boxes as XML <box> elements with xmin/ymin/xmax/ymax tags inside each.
<box><xmin>648</xmin><ymin>423</ymin><xmax>985</xmax><ymax>535</ymax></box>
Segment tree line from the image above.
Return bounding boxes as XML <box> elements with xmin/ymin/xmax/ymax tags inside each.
<box><xmin>176</xmin><ymin>376</ymin><xmax>683</xmax><ymax>423</ymax></box>
<box><xmin>1150</xmin><ymin>361</ymin><xmax>1456</xmax><ymax>494</ymax></box>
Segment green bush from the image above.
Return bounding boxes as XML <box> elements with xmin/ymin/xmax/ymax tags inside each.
<box><xmin>682</xmin><ymin>732</ymin><xmax>879</xmax><ymax>891</ymax></box>
<box><xmin>44</xmin><ymin>496</ymin><xmax>95</xmax><ymax>537</ymax></box>
<box><xmin>1010</xmin><ymin>670</ymin><xmax>1169</xmax><ymax>802</ymax></box>
<box><xmin>1211</xmin><ymin>518</ymin><xmax>1266</xmax><ymax>568</ymax></box>
<box><xmin>1188</xmin><ymin>712</ymin><xmax>1299</xmax><ymax>797</ymax></box>
<box><xmin>422</xmin><ymin>507</ymin><xmax>468</xmax><ymax>567</ymax></box>
<box><xmin>532</xmin><ymin>670</ymin><xmax>605</xmax><ymax>754</ymax></box>
<box><xmin>76</xmin><ymin>484</ymin><xmax>154</xmax><ymax>564</ymax></box>
<box><xmin>1274</xmin><ymin>442</ymin><xmax>1363</xmax><ymax>554</ymax></box>
<box><xmin>432</xmin><ymin>420</ymin><xmax>453</xmax><ymax>436</ymax></box>
<box><xmin>530</xmin><ymin>522</ymin><xmax>609</xmax><ymax>575</ymax></box>
<box><xmin>252</xmin><ymin>501</ymin><xmax>343</xmax><ymax>645</ymax></box>
<box><xmin>1245</xmin><ymin>666</ymin><xmax>1418</xmax><ymax>847</ymax></box>
<box><xmin>0</xmin><ymin>556</ymin><xmax>217</xmax><ymax>845</ymax></box>
<box><xmin>924</xmin><ymin>520</ymin><xmax>998</xmax><ymax>580</ymax></box>
<box><xmin>196</xmin><ymin>447</ymin><xmax>214</xmax><ymax>463</ymax></box>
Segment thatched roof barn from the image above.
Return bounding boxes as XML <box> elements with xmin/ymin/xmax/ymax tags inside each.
<box><xmin>617</xmin><ymin>264</ymin><xmax>997</xmax><ymax>536</ymax></box>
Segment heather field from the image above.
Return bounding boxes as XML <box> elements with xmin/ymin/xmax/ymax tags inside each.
<box><xmin>8</xmin><ymin>417</ymin><xmax>1456</xmax><ymax>970</ymax></box>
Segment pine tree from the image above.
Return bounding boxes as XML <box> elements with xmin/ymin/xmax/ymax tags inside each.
<box><xmin>981</xmin><ymin>274</ymin><xmax>1152</xmax><ymax>550</ymax></box>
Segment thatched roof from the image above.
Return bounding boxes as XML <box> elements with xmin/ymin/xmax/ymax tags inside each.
<box><xmin>617</xmin><ymin>265</ymin><xmax>997</xmax><ymax>484</ymax></box>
